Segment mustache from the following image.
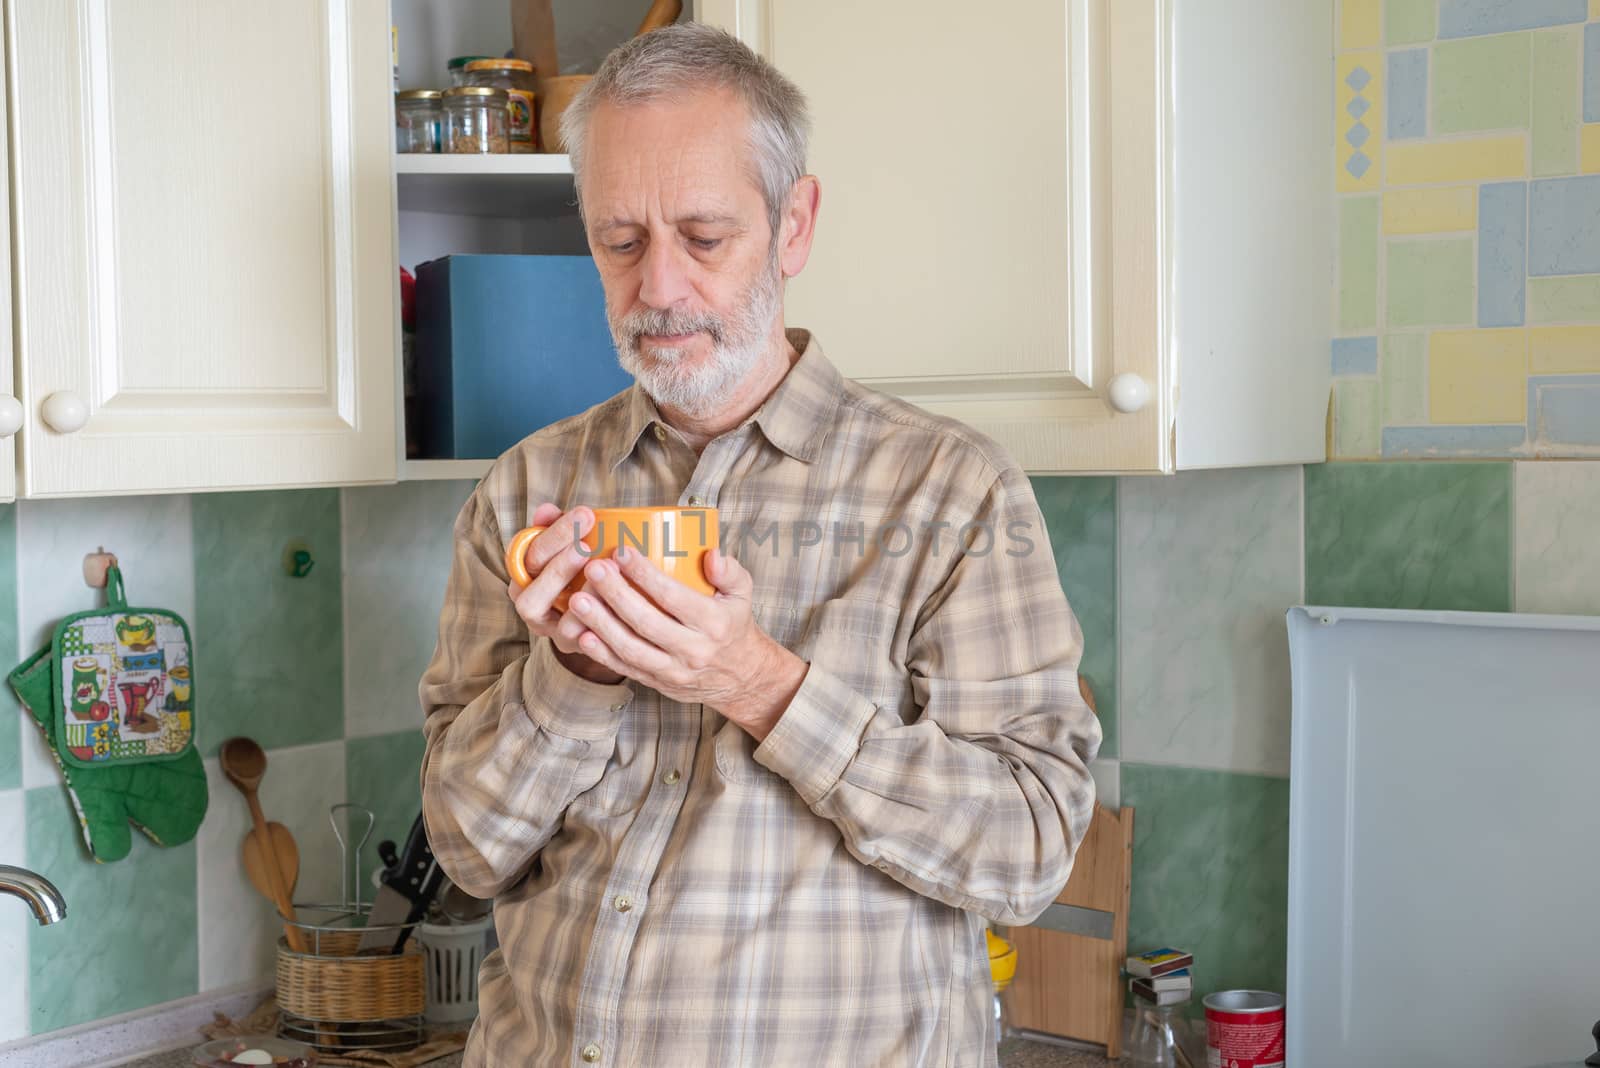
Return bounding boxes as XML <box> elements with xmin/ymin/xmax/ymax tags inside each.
<box><xmin>616</xmin><ymin>306</ymin><xmax>727</xmax><ymax>349</ymax></box>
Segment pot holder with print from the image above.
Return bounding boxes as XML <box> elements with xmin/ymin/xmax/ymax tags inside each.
<box><xmin>7</xmin><ymin>563</ymin><xmax>207</xmax><ymax>862</ymax></box>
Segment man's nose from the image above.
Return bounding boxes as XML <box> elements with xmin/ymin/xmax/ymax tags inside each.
<box><xmin>637</xmin><ymin>237</ymin><xmax>695</xmax><ymax>309</ymax></box>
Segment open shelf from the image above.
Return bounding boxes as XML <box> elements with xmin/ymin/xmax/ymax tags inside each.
<box><xmin>395</xmin><ymin>153</ymin><xmax>578</xmax><ymax>217</ymax></box>
<box><xmin>401</xmin><ymin>458</ymin><xmax>494</xmax><ymax>481</ymax></box>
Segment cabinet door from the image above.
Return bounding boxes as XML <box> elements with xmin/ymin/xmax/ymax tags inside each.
<box><xmin>9</xmin><ymin>0</ymin><xmax>397</xmax><ymax>497</ymax></box>
<box><xmin>697</xmin><ymin>0</ymin><xmax>1167</xmax><ymax>473</ymax></box>
<box><xmin>0</xmin><ymin>68</ymin><xmax>19</xmax><ymax>501</ymax></box>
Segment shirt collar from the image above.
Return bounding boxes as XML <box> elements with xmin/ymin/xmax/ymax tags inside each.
<box><xmin>608</xmin><ymin>329</ymin><xmax>844</xmax><ymax>469</ymax></box>
<box><xmin>752</xmin><ymin>329</ymin><xmax>843</xmax><ymax>463</ymax></box>
<box><xmin>609</xmin><ymin>384</ymin><xmax>665</xmax><ymax>471</ymax></box>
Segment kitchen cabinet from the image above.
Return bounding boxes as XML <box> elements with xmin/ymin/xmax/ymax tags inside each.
<box><xmin>697</xmin><ymin>0</ymin><xmax>1333</xmax><ymax>474</ymax></box>
<box><xmin>0</xmin><ymin>67</ymin><xmax>20</xmax><ymax>502</ymax></box>
<box><xmin>6</xmin><ymin>0</ymin><xmax>398</xmax><ymax>497</ymax></box>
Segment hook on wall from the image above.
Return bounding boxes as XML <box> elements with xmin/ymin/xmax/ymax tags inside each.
<box><xmin>82</xmin><ymin>547</ymin><xmax>119</xmax><ymax>589</ymax></box>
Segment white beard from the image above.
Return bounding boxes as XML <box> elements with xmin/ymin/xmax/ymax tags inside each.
<box><xmin>610</xmin><ymin>261</ymin><xmax>783</xmax><ymax>418</ymax></box>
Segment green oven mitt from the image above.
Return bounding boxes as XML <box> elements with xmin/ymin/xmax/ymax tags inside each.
<box><xmin>7</xmin><ymin>564</ymin><xmax>207</xmax><ymax>863</ymax></box>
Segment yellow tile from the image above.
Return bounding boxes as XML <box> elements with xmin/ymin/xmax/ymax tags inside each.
<box><xmin>1337</xmin><ymin>53</ymin><xmax>1383</xmax><ymax>193</ymax></box>
<box><xmin>1530</xmin><ymin>326</ymin><xmax>1600</xmax><ymax>373</ymax></box>
<box><xmin>1429</xmin><ymin>329</ymin><xmax>1528</xmax><ymax>424</ymax></box>
<box><xmin>1386</xmin><ymin>136</ymin><xmax>1527</xmax><ymax>186</ymax></box>
<box><xmin>1340</xmin><ymin>0</ymin><xmax>1381</xmax><ymax>50</ymax></box>
<box><xmin>1382</xmin><ymin>187</ymin><xmax>1478</xmax><ymax>234</ymax></box>
<box><xmin>1591</xmin><ymin>0</ymin><xmax>1600</xmax><ymax>19</ymax></box>
<box><xmin>1581</xmin><ymin>125</ymin><xmax>1600</xmax><ymax>173</ymax></box>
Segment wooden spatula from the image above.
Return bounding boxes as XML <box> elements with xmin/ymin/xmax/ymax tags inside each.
<box><xmin>220</xmin><ymin>736</ymin><xmax>310</xmax><ymax>953</ymax></box>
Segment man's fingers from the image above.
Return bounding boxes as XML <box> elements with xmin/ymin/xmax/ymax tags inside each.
<box><xmin>582</xmin><ymin>558</ymin><xmax>696</xmax><ymax>650</ymax></box>
<box><xmin>613</xmin><ymin>546</ymin><xmax>711</xmax><ymax>626</ymax></box>
<box><xmin>569</xmin><ymin>589</ymin><xmax>674</xmax><ymax>677</ymax></box>
<box><xmin>706</xmin><ymin>547</ymin><xmax>753</xmax><ymax>599</ymax></box>
<box><xmin>524</xmin><ymin>506</ymin><xmax>595</xmax><ymax>574</ymax></box>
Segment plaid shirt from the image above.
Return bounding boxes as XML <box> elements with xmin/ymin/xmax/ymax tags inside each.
<box><xmin>420</xmin><ymin>331</ymin><xmax>1102</xmax><ymax>1068</ymax></box>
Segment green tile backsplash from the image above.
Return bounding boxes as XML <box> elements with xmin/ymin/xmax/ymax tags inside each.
<box><xmin>0</xmin><ymin>506</ymin><xmax>18</xmax><ymax>791</ymax></box>
<box><xmin>191</xmin><ymin>490</ymin><xmax>345</xmax><ymax>753</ymax></box>
<box><xmin>25</xmin><ymin>784</ymin><xmax>198</xmax><ymax>1031</ymax></box>
<box><xmin>1033</xmin><ymin>476</ymin><xmax>1118</xmax><ymax>756</ymax></box>
<box><xmin>1122</xmin><ymin>764</ymin><xmax>1291</xmax><ymax>1012</ymax></box>
<box><xmin>345</xmin><ymin>728</ymin><xmax>428</xmax><ymax>896</ymax></box>
<box><xmin>1305</xmin><ymin>462</ymin><xmax>1513</xmax><ymax>611</ymax></box>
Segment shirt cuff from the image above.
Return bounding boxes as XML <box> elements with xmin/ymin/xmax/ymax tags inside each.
<box><xmin>753</xmin><ymin>661</ymin><xmax>878</xmax><ymax>806</ymax></box>
<box><xmin>521</xmin><ymin>640</ymin><xmax>634</xmax><ymax>741</ymax></box>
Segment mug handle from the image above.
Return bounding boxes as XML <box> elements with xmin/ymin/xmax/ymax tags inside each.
<box><xmin>505</xmin><ymin>525</ymin><xmax>549</xmax><ymax>589</ymax></box>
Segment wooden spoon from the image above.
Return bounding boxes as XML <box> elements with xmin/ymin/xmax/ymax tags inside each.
<box><xmin>220</xmin><ymin>737</ymin><xmax>309</xmax><ymax>953</ymax></box>
<box><xmin>634</xmin><ymin>0</ymin><xmax>683</xmax><ymax>36</ymax></box>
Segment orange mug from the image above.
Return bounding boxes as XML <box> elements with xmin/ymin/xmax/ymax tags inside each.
<box><xmin>505</xmin><ymin>506</ymin><xmax>719</xmax><ymax>611</ymax></box>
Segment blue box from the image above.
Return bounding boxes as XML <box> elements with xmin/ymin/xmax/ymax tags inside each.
<box><xmin>414</xmin><ymin>254</ymin><xmax>633</xmax><ymax>459</ymax></box>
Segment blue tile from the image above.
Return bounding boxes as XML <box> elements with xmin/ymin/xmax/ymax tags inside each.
<box><xmin>1440</xmin><ymin>0</ymin><xmax>1585</xmax><ymax>39</ymax></box>
<box><xmin>1331</xmin><ymin>337</ymin><xmax>1379</xmax><ymax>376</ymax></box>
<box><xmin>1382</xmin><ymin>425</ymin><xmax>1528</xmax><ymax>457</ymax></box>
<box><xmin>1588</xmin><ymin>24</ymin><xmax>1600</xmax><ymax>123</ymax></box>
<box><xmin>1388</xmin><ymin>50</ymin><xmax>1429</xmax><ymax>140</ymax></box>
<box><xmin>1528</xmin><ymin>374</ymin><xmax>1600</xmax><ymax>446</ymax></box>
<box><xmin>1529</xmin><ymin>176</ymin><xmax>1600</xmax><ymax>276</ymax></box>
<box><xmin>1479</xmin><ymin>182</ymin><xmax>1528</xmax><ymax>327</ymax></box>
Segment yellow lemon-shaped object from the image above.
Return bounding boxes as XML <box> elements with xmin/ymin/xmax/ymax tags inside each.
<box><xmin>987</xmin><ymin>929</ymin><xmax>1017</xmax><ymax>992</ymax></box>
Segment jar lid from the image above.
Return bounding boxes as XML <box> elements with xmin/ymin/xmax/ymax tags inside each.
<box><xmin>447</xmin><ymin>55</ymin><xmax>490</xmax><ymax>70</ymax></box>
<box><xmin>444</xmin><ymin>86</ymin><xmax>510</xmax><ymax>101</ymax></box>
<box><xmin>465</xmin><ymin>58</ymin><xmax>534</xmax><ymax>74</ymax></box>
<box><xmin>396</xmin><ymin>89</ymin><xmax>442</xmax><ymax>100</ymax></box>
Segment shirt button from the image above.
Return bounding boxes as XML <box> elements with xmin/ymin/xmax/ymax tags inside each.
<box><xmin>687</xmin><ymin>494</ymin><xmax>705</xmax><ymax>507</ymax></box>
<box><xmin>662</xmin><ymin>769</ymin><xmax>681</xmax><ymax>785</ymax></box>
<box><xmin>581</xmin><ymin>1043</ymin><xmax>602</xmax><ymax>1062</ymax></box>
<box><xmin>608</xmin><ymin>701</ymin><xmax>628</xmax><ymax>712</ymax></box>
<box><xmin>653</xmin><ymin>424</ymin><xmax>666</xmax><ymax>441</ymax></box>
<box><xmin>613</xmin><ymin>894</ymin><xmax>633</xmax><ymax>913</ymax></box>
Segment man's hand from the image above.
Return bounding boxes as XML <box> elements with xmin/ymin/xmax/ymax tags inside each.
<box><xmin>565</xmin><ymin>545</ymin><xmax>808</xmax><ymax>741</ymax></box>
<box><xmin>507</xmin><ymin>502</ymin><xmax>625</xmax><ymax>685</ymax></box>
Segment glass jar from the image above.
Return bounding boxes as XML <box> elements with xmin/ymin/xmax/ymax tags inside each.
<box><xmin>465</xmin><ymin>59</ymin><xmax>537</xmax><ymax>153</ymax></box>
<box><xmin>443</xmin><ymin>86</ymin><xmax>509</xmax><ymax>154</ymax></box>
<box><xmin>394</xmin><ymin>90</ymin><xmax>442</xmax><ymax>153</ymax></box>
<box><xmin>447</xmin><ymin>55</ymin><xmax>490</xmax><ymax>87</ymax></box>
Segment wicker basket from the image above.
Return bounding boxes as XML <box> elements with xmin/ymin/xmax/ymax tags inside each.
<box><xmin>273</xmin><ymin>903</ymin><xmax>427</xmax><ymax>1053</ymax></box>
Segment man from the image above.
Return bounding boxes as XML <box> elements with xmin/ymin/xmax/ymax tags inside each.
<box><xmin>420</xmin><ymin>24</ymin><xmax>1101</xmax><ymax>1068</ymax></box>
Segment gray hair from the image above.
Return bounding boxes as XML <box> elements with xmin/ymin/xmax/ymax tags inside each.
<box><xmin>560</xmin><ymin>23</ymin><xmax>811</xmax><ymax>242</ymax></box>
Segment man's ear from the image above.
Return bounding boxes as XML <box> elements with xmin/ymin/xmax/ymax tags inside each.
<box><xmin>778</xmin><ymin>175</ymin><xmax>821</xmax><ymax>279</ymax></box>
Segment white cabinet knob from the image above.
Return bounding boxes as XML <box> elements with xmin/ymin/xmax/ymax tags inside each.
<box><xmin>41</xmin><ymin>391</ymin><xmax>89</xmax><ymax>434</ymax></box>
<box><xmin>1107</xmin><ymin>373</ymin><xmax>1151</xmax><ymax>414</ymax></box>
<box><xmin>0</xmin><ymin>396</ymin><xmax>22</xmax><ymax>438</ymax></box>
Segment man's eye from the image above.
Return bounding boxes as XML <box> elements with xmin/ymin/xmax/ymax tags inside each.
<box><xmin>690</xmin><ymin>238</ymin><xmax>722</xmax><ymax>251</ymax></box>
<box><xmin>609</xmin><ymin>241</ymin><xmax>638</xmax><ymax>254</ymax></box>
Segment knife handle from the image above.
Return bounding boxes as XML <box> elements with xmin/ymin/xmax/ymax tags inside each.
<box><xmin>377</xmin><ymin>839</ymin><xmax>399</xmax><ymax>872</ymax></box>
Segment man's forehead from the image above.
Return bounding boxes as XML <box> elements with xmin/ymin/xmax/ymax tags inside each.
<box><xmin>582</xmin><ymin>91</ymin><xmax>764</xmax><ymax>221</ymax></box>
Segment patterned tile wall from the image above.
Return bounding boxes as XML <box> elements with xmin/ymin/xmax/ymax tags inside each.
<box><xmin>1334</xmin><ymin>0</ymin><xmax>1600</xmax><ymax>458</ymax></box>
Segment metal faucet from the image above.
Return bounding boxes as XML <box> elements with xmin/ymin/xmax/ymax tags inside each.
<box><xmin>0</xmin><ymin>864</ymin><xmax>67</xmax><ymax>925</ymax></box>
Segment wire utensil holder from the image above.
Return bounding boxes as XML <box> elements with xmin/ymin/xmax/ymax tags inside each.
<box><xmin>274</xmin><ymin>804</ymin><xmax>426</xmax><ymax>1054</ymax></box>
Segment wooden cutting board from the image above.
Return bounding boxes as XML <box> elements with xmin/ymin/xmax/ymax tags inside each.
<box><xmin>1004</xmin><ymin>802</ymin><xmax>1135</xmax><ymax>1056</ymax></box>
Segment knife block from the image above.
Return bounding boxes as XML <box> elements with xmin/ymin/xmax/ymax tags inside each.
<box><xmin>274</xmin><ymin>904</ymin><xmax>427</xmax><ymax>1053</ymax></box>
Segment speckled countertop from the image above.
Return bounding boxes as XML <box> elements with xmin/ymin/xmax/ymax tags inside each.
<box><xmin>120</xmin><ymin>1033</ymin><xmax>1131</xmax><ymax>1068</ymax></box>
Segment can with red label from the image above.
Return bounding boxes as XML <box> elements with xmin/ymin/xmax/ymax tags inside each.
<box><xmin>1203</xmin><ymin>989</ymin><xmax>1285</xmax><ymax>1068</ymax></box>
